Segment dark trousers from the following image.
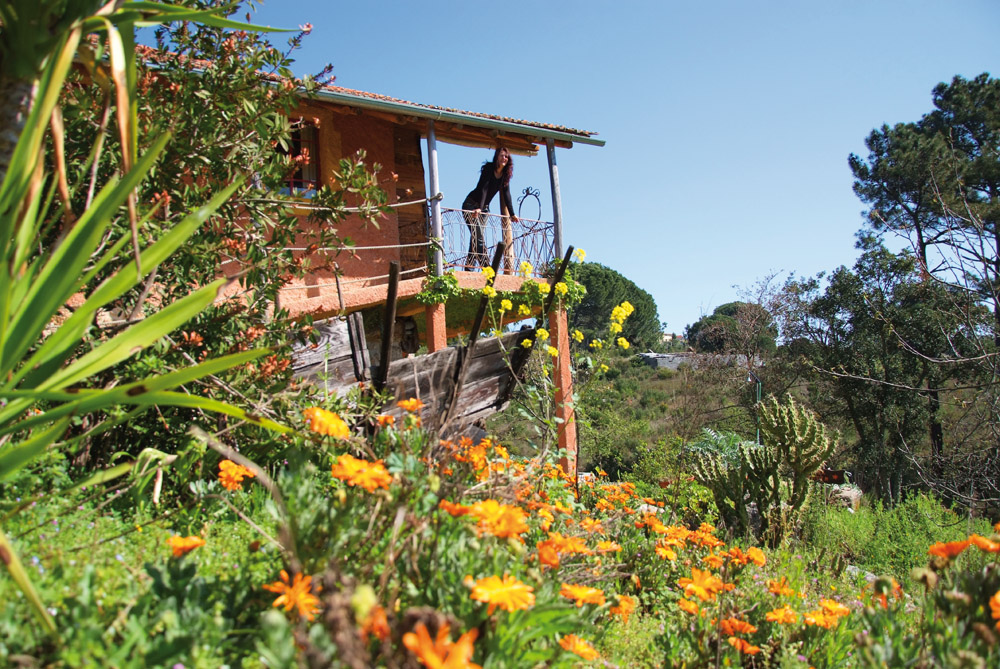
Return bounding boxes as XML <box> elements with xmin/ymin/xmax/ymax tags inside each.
<box><xmin>464</xmin><ymin>207</ymin><xmax>488</xmax><ymax>268</ymax></box>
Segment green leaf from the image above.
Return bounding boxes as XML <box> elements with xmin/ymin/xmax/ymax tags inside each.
<box><xmin>0</xmin><ymin>418</ymin><xmax>69</xmax><ymax>483</ymax></box>
<box><xmin>0</xmin><ymin>526</ymin><xmax>56</xmax><ymax>634</ymax></box>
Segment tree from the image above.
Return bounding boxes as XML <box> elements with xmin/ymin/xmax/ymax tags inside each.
<box><xmin>685</xmin><ymin>301</ymin><xmax>777</xmax><ymax>357</ymax></box>
<box><xmin>570</xmin><ymin>262</ymin><xmax>662</xmax><ymax>350</ymax></box>
<box><xmin>848</xmin><ymin>74</ymin><xmax>1000</xmax><ymax>508</ymax></box>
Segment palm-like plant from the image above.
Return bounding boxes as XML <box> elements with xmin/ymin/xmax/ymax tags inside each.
<box><xmin>0</xmin><ymin>1</ymin><xmax>289</xmax><ymax>632</ymax></box>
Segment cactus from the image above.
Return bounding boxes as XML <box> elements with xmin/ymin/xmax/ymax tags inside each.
<box><xmin>687</xmin><ymin>396</ymin><xmax>839</xmax><ymax>545</ymax></box>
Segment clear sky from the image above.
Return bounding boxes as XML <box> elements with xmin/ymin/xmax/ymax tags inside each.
<box><xmin>247</xmin><ymin>0</ymin><xmax>998</xmax><ymax>335</ymax></box>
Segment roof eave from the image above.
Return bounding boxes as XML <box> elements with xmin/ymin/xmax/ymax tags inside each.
<box><xmin>309</xmin><ymin>88</ymin><xmax>605</xmax><ymax>148</ymax></box>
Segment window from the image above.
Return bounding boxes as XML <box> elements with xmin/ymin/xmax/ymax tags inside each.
<box><xmin>280</xmin><ymin>125</ymin><xmax>320</xmax><ymax>198</ymax></box>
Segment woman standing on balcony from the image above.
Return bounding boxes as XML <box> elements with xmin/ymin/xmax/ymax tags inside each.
<box><xmin>463</xmin><ymin>147</ymin><xmax>518</xmax><ymax>270</ymax></box>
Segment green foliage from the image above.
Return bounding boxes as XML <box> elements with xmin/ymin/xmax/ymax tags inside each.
<box><xmin>415</xmin><ymin>270</ymin><xmax>463</xmax><ymax>304</ymax></box>
<box><xmin>570</xmin><ymin>262</ymin><xmax>662</xmax><ymax>350</ymax></box>
<box><xmin>685</xmin><ymin>300</ymin><xmax>778</xmax><ymax>355</ymax></box>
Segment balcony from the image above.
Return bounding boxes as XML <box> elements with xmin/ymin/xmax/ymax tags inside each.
<box><xmin>438</xmin><ymin>207</ymin><xmax>554</xmax><ymax>276</ymax></box>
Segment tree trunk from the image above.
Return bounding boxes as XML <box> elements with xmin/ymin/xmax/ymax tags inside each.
<box><xmin>0</xmin><ymin>73</ymin><xmax>36</xmax><ymax>186</ymax></box>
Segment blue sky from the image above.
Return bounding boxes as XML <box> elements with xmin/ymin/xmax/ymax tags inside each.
<box><xmin>248</xmin><ymin>1</ymin><xmax>998</xmax><ymax>335</ymax></box>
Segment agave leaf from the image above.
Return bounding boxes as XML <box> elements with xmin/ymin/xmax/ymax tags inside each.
<box><xmin>0</xmin><ymin>526</ymin><xmax>56</xmax><ymax>633</ymax></box>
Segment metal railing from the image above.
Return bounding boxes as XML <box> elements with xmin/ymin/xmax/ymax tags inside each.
<box><xmin>439</xmin><ymin>207</ymin><xmax>555</xmax><ymax>275</ymax></box>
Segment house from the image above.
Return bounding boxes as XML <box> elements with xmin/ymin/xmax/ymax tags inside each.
<box><xmin>263</xmin><ymin>84</ymin><xmax>604</xmax><ymax>470</ymax></box>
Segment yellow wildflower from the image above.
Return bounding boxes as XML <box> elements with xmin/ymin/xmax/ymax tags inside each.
<box><xmin>546</xmin><ymin>345</ymin><xmax>559</xmax><ymax>358</ymax></box>
<box><xmin>517</xmin><ymin>304</ymin><xmax>531</xmax><ymax>317</ymax></box>
<box><xmin>538</xmin><ymin>283</ymin><xmax>550</xmax><ymax>295</ymax></box>
<box><xmin>554</xmin><ymin>282</ymin><xmax>568</xmax><ymax>296</ymax></box>
<box><xmin>617</xmin><ymin>337</ymin><xmax>630</xmax><ymax>350</ymax></box>
<box><xmin>483</xmin><ymin>286</ymin><xmax>497</xmax><ymax>298</ymax></box>
<box><xmin>536</xmin><ymin>328</ymin><xmax>549</xmax><ymax>340</ymax></box>
<box><xmin>481</xmin><ymin>266</ymin><xmax>496</xmax><ymax>281</ymax></box>
<box><xmin>500</xmin><ymin>298</ymin><xmax>513</xmax><ymax>312</ymax></box>
<box><xmin>573</xmin><ymin>248</ymin><xmax>586</xmax><ymax>262</ymax></box>
<box><xmin>519</xmin><ymin>261</ymin><xmax>533</xmax><ymax>277</ymax></box>
<box><xmin>572</xmin><ymin>329</ymin><xmax>584</xmax><ymax>342</ymax></box>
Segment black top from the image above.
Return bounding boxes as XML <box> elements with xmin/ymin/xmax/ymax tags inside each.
<box><xmin>462</xmin><ymin>163</ymin><xmax>515</xmax><ymax>215</ymax></box>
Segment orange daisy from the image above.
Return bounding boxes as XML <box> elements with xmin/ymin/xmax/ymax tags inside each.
<box><xmin>719</xmin><ymin>617</ymin><xmax>758</xmax><ymax>635</ymax></box>
<box><xmin>303</xmin><ymin>407</ymin><xmax>350</xmax><ymax>439</ymax></box>
<box><xmin>469</xmin><ymin>500</ymin><xmax>529</xmax><ymax>540</ymax></box>
<box><xmin>677</xmin><ymin>568</ymin><xmax>724</xmax><ymax>602</ymax></box>
<box><xmin>330</xmin><ymin>453</ymin><xmax>392</xmax><ymax>492</ymax></box>
<box><xmin>766</xmin><ymin>606</ymin><xmax>798</xmax><ymax>624</ymax></box>
<box><xmin>470</xmin><ymin>575</ymin><xmax>535</xmax><ymax>614</ymax></box>
<box><xmin>402</xmin><ymin>622</ymin><xmax>481</xmax><ymax>669</ymax></box>
<box><xmin>560</xmin><ymin>583</ymin><xmax>606</xmax><ymax>607</ymax></box>
<box><xmin>990</xmin><ymin>590</ymin><xmax>1000</xmax><ymax>631</ymax></box>
<box><xmin>376</xmin><ymin>414</ymin><xmax>395</xmax><ymax>428</ymax></box>
<box><xmin>360</xmin><ymin>605</ymin><xmax>390</xmax><ymax>642</ymax></box>
<box><xmin>397</xmin><ymin>397</ymin><xmax>424</xmax><ymax>413</ymax></box>
<box><xmin>767</xmin><ymin>577</ymin><xmax>795</xmax><ymax>597</ymax></box>
<box><xmin>819</xmin><ymin>598</ymin><xmax>851</xmax><ymax>618</ymax></box>
<box><xmin>597</xmin><ymin>540</ymin><xmax>622</xmax><ymax>553</ymax></box>
<box><xmin>969</xmin><ymin>534</ymin><xmax>1000</xmax><ymax>553</ymax></box>
<box><xmin>536</xmin><ymin>540</ymin><xmax>560</xmax><ymax>569</ymax></box>
<box><xmin>559</xmin><ymin>634</ymin><xmax>599</xmax><ymax>660</ymax></box>
<box><xmin>263</xmin><ymin>570</ymin><xmax>321</xmax><ymax>621</ymax></box>
<box><xmin>745</xmin><ymin>546</ymin><xmax>766</xmax><ymax>566</ymax></box>
<box><xmin>167</xmin><ymin>535</ymin><xmax>205</xmax><ymax>557</ymax></box>
<box><xmin>218</xmin><ymin>459</ymin><xmax>255</xmax><ymax>491</ymax></box>
<box><xmin>678</xmin><ymin>598</ymin><xmax>700</xmax><ymax>616</ymax></box>
<box><xmin>609</xmin><ymin>594</ymin><xmax>637</xmax><ymax>623</ymax></box>
<box><xmin>928</xmin><ymin>539</ymin><xmax>971</xmax><ymax>560</ymax></box>
<box><xmin>727</xmin><ymin>637</ymin><xmax>762</xmax><ymax>655</ymax></box>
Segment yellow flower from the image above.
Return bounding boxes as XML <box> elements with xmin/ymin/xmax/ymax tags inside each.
<box><xmin>263</xmin><ymin>570</ymin><xmax>321</xmax><ymax>621</ymax></box>
<box><xmin>560</xmin><ymin>583</ymin><xmax>605</xmax><ymax>607</ymax></box>
<box><xmin>609</xmin><ymin>322</ymin><xmax>623</xmax><ymax>335</ymax></box>
<box><xmin>572</xmin><ymin>329</ymin><xmax>584</xmax><ymax>342</ymax></box>
<box><xmin>554</xmin><ymin>282</ymin><xmax>568</xmax><ymax>296</ymax></box>
<box><xmin>535</xmin><ymin>328</ymin><xmax>549</xmax><ymax>340</ymax></box>
<box><xmin>167</xmin><ymin>535</ymin><xmax>205</xmax><ymax>557</ymax></box>
<box><xmin>330</xmin><ymin>454</ymin><xmax>392</xmax><ymax>492</ymax></box>
<box><xmin>398</xmin><ymin>397</ymin><xmax>424</xmax><ymax>413</ymax></box>
<box><xmin>403</xmin><ymin>622</ymin><xmax>481</xmax><ymax>669</ymax></box>
<box><xmin>599</xmin><ymin>364</ymin><xmax>609</xmax><ymax>373</ymax></box>
<box><xmin>470</xmin><ymin>575</ymin><xmax>535</xmax><ymax>614</ymax></box>
<box><xmin>500</xmin><ymin>299</ymin><xmax>513</xmax><ymax>312</ymax></box>
<box><xmin>559</xmin><ymin>634</ymin><xmax>599</xmax><ymax>660</ymax></box>
<box><xmin>483</xmin><ymin>286</ymin><xmax>497</xmax><ymax>298</ymax></box>
<box><xmin>519</xmin><ymin>261</ymin><xmax>533</xmax><ymax>277</ymax></box>
<box><xmin>538</xmin><ymin>282</ymin><xmax>551</xmax><ymax>295</ymax></box>
<box><xmin>481</xmin><ymin>266</ymin><xmax>496</xmax><ymax>281</ymax></box>
<box><xmin>517</xmin><ymin>304</ymin><xmax>531</xmax><ymax>317</ymax></box>
<box><xmin>521</xmin><ymin>338</ymin><xmax>533</xmax><ymax>348</ymax></box>
<box><xmin>546</xmin><ymin>345</ymin><xmax>559</xmax><ymax>358</ymax></box>
<box><xmin>573</xmin><ymin>248</ymin><xmax>586</xmax><ymax>262</ymax></box>
<box><xmin>218</xmin><ymin>459</ymin><xmax>255</xmax><ymax>491</ymax></box>
<box><xmin>589</xmin><ymin>339</ymin><xmax>603</xmax><ymax>350</ymax></box>
<box><xmin>617</xmin><ymin>337</ymin><xmax>630</xmax><ymax>350</ymax></box>
<box><xmin>303</xmin><ymin>407</ymin><xmax>350</xmax><ymax>439</ymax></box>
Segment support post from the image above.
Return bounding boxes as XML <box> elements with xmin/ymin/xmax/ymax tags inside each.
<box><xmin>374</xmin><ymin>262</ymin><xmax>400</xmax><ymax>393</ymax></box>
<box><xmin>425</xmin><ymin>303</ymin><xmax>447</xmax><ymax>353</ymax></box>
<box><xmin>546</xmin><ymin>138</ymin><xmax>564</xmax><ymax>259</ymax></box>
<box><xmin>427</xmin><ymin>121</ymin><xmax>444</xmax><ymax>277</ymax></box>
<box><xmin>549</xmin><ymin>306</ymin><xmax>577</xmax><ymax>478</ymax></box>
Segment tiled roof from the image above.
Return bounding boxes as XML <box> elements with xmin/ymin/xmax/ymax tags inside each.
<box><xmin>317</xmin><ymin>84</ymin><xmax>599</xmax><ymax>139</ymax></box>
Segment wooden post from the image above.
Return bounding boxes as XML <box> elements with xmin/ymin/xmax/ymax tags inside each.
<box><xmin>425</xmin><ymin>302</ymin><xmax>447</xmax><ymax>353</ymax></box>
<box><xmin>427</xmin><ymin>121</ymin><xmax>444</xmax><ymax>276</ymax></box>
<box><xmin>546</xmin><ymin>138</ymin><xmax>563</xmax><ymax>259</ymax></box>
<box><xmin>438</xmin><ymin>242</ymin><xmax>505</xmax><ymax>435</ymax></box>
<box><xmin>374</xmin><ymin>262</ymin><xmax>400</xmax><ymax>393</ymax></box>
<box><xmin>549</xmin><ymin>306</ymin><xmax>577</xmax><ymax>478</ymax></box>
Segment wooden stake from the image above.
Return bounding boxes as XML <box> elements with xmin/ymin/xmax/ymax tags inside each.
<box><xmin>374</xmin><ymin>262</ymin><xmax>400</xmax><ymax>393</ymax></box>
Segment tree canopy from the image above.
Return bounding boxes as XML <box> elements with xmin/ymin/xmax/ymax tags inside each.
<box><xmin>570</xmin><ymin>262</ymin><xmax>662</xmax><ymax>350</ymax></box>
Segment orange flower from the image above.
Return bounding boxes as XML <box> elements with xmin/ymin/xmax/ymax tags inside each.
<box><xmin>468</xmin><ymin>500</ymin><xmax>529</xmax><ymax>540</ymax></box>
<box><xmin>439</xmin><ymin>499</ymin><xmax>472</xmax><ymax>517</ymax></box>
<box><xmin>303</xmin><ymin>407</ymin><xmax>351</xmax><ymax>439</ymax></box>
<box><xmin>678</xmin><ymin>598</ymin><xmax>700</xmax><ymax>616</ymax></box>
<box><xmin>470</xmin><ymin>575</ymin><xmax>535</xmax><ymax>614</ymax></box>
<box><xmin>560</xmin><ymin>583</ymin><xmax>606</xmax><ymax>607</ymax></box>
<box><xmin>331</xmin><ymin>453</ymin><xmax>392</xmax><ymax>492</ymax></box>
<box><xmin>678</xmin><ymin>568</ymin><xmax>724</xmax><ymax>602</ymax></box>
<box><xmin>376</xmin><ymin>414</ymin><xmax>395</xmax><ymax>428</ymax></box>
<box><xmin>719</xmin><ymin>617</ymin><xmax>758</xmax><ymax>635</ymax></box>
<box><xmin>610</xmin><ymin>594</ymin><xmax>637</xmax><ymax>623</ymax></box>
<box><xmin>990</xmin><ymin>590</ymin><xmax>1000</xmax><ymax>631</ymax></box>
<box><xmin>263</xmin><ymin>570</ymin><xmax>321</xmax><ymax>621</ymax></box>
<box><xmin>559</xmin><ymin>634</ymin><xmax>599</xmax><ymax>660</ymax></box>
<box><xmin>360</xmin><ymin>605</ymin><xmax>390</xmax><ymax>642</ymax></box>
<box><xmin>655</xmin><ymin>542</ymin><xmax>677</xmax><ymax>561</ymax></box>
<box><xmin>537</xmin><ymin>508</ymin><xmax>554</xmax><ymax>531</ymax></box>
<box><xmin>928</xmin><ymin>539</ymin><xmax>971</xmax><ymax>559</ymax></box>
<box><xmin>398</xmin><ymin>397</ymin><xmax>424</xmax><ymax>413</ymax></box>
<box><xmin>745</xmin><ymin>546</ymin><xmax>766</xmax><ymax>566</ymax></box>
<box><xmin>167</xmin><ymin>535</ymin><xmax>205</xmax><ymax>557</ymax></box>
<box><xmin>702</xmin><ymin>552</ymin><xmax>725</xmax><ymax>569</ymax></box>
<box><xmin>218</xmin><ymin>459</ymin><xmax>254</xmax><ymax>491</ymax></box>
<box><xmin>819</xmin><ymin>598</ymin><xmax>851</xmax><ymax>618</ymax></box>
<box><xmin>970</xmin><ymin>534</ymin><xmax>1000</xmax><ymax>553</ymax></box>
<box><xmin>545</xmin><ymin>532</ymin><xmax>592</xmax><ymax>555</ymax></box>
<box><xmin>803</xmin><ymin>609</ymin><xmax>839</xmax><ymax>629</ymax></box>
<box><xmin>597</xmin><ymin>540</ymin><xmax>622</xmax><ymax>553</ymax></box>
<box><xmin>727</xmin><ymin>637</ymin><xmax>762</xmax><ymax>655</ymax></box>
<box><xmin>580</xmin><ymin>518</ymin><xmax>604</xmax><ymax>534</ymax></box>
<box><xmin>402</xmin><ymin>622</ymin><xmax>481</xmax><ymax>669</ymax></box>
<box><xmin>727</xmin><ymin>546</ymin><xmax>751</xmax><ymax>566</ymax></box>
<box><xmin>767</xmin><ymin>577</ymin><xmax>795</xmax><ymax>597</ymax></box>
<box><xmin>765</xmin><ymin>606</ymin><xmax>798</xmax><ymax>624</ymax></box>
<box><xmin>536</xmin><ymin>540</ymin><xmax>560</xmax><ymax>569</ymax></box>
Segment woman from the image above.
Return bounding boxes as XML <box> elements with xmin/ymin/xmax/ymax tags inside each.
<box><xmin>462</xmin><ymin>147</ymin><xmax>518</xmax><ymax>270</ymax></box>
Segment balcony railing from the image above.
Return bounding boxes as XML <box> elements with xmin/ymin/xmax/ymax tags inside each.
<box><xmin>439</xmin><ymin>207</ymin><xmax>555</xmax><ymax>275</ymax></box>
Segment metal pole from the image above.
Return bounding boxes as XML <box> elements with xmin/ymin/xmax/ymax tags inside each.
<box><xmin>427</xmin><ymin>121</ymin><xmax>444</xmax><ymax>276</ymax></box>
<box><xmin>546</xmin><ymin>138</ymin><xmax>563</xmax><ymax>259</ymax></box>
